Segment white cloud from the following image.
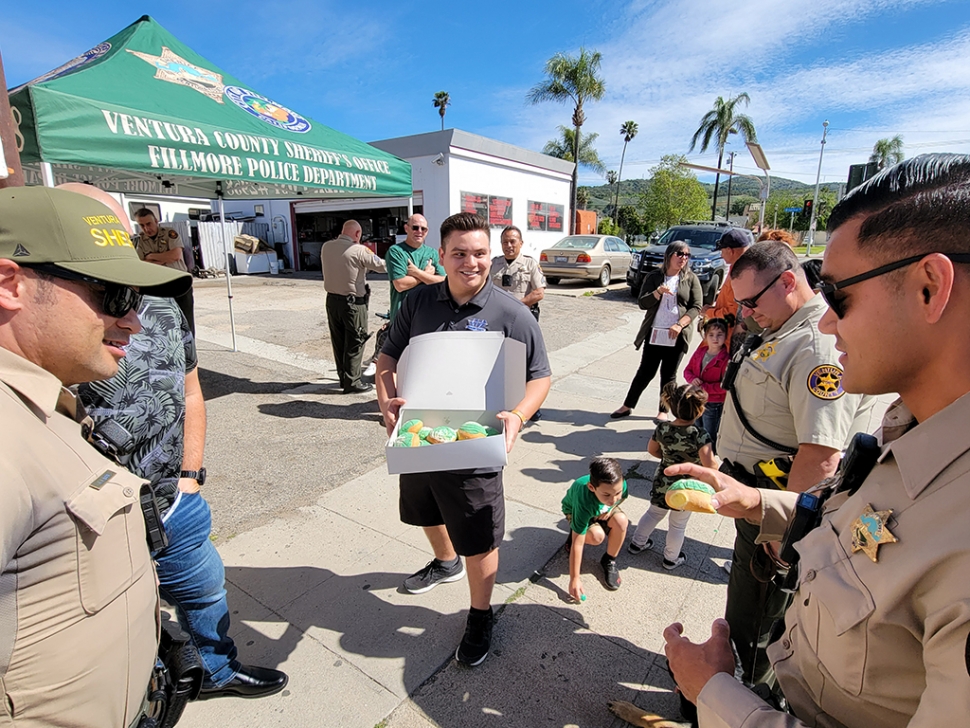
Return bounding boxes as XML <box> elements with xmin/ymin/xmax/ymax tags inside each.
<box><xmin>498</xmin><ymin>0</ymin><xmax>967</xmax><ymax>187</ymax></box>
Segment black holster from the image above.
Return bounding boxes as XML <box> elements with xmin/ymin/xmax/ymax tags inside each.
<box><xmin>140</xmin><ymin>612</ymin><xmax>204</xmax><ymax>728</ymax></box>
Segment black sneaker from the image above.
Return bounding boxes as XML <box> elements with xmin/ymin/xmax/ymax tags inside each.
<box><xmin>403</xmin><ymin>558</ymin><xmax>465</xmax><ymax>594</ymax></box>
<box><xmin>456</xmin><ymin>607</ymin><xmax>494</xmax><ymax>667</ymax></box>
<box><xmin>663</xmin><ymin>552</ymin><xmax>687</xmax><ymax>570</ymax></box>
<box><xmin>601</xmin><ymin>554</ymin><xmax>621</xmax><ymax>590</ymax></box>
<box><xmin>627</xmin><ymin>538</ymin><xmax>654</xmax><ymax>554</ymax></box>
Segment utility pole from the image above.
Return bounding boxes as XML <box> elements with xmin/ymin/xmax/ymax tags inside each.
<box><xmin>0</xmin><ymin>49</ymin><xmax>26</xmax><ymax>188</ymax></box>
<box><xmin>806</xmin><ymin>120</ymin><xmax>829</xmax><ymax>256</ymax></box>
<box><xmin>724</xmin><ymin>151</ymin><xmax>736</xmax><ymax>222</ymax></box>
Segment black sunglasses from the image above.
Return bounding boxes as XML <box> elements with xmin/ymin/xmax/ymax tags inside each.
<box><xmin>735</xmin><ymin>268</ymin><xmax>789</xmax><ymax>309</ymax></box>
<box><xmin>411</xmin><ymin>225</ymin><xmax>428</xmax><ymax>232</ymax></box>
<box><xmin>673</xmin><ymin>251</ymin><xmax>691</xmax><ymax>258</ymax></box>
<box><xmin>24</xmin><ymin>264</ymin><xmax>143</xmax><ymax>318</ymax></box>
<box><xmin>818</xmin><ymin>252</ymin><xmax>970</xmax><ymax>318</ymax></box>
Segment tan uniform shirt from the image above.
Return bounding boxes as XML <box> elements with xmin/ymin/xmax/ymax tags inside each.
<box><xmin>135</xmin><ymin>226</ymin><xmax>188</xmax><ymax>272</ymax></box>
<box><xmin>699</xmin><ymin>394</ymin><xmax>970</xmax><ymax>727</ymax></box>
<box><xmin>490</xmin><ymin>254</ymin><xmax>545</xmax><ymax>300</ymax></box>
<box><xmin>0</xmin><ymin>348</ymin><xmax>158</xmax><ymax>728</ymax></box>
<box><xmin>321</xmin><ymin>234</ymin><xmax>387</xmax><ymax>297</ymax></box>
<box><xmin>718</xmin><ymin>294</ymin><xmax>875</xmax><ymax>471</ymax></box>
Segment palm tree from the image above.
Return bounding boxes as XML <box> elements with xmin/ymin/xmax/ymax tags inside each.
<box><xmin>528</xmin><ymin>48</ymin><xmax>606</xmax><ymax>233</ymax></box>
<box><xmin>689</xmin><ymin>93</ymin><xmax>757</xmax><ymax>220</ymax></box>
<box><xmin>542</xmin><ymin>126</ymin><xmax>606</xmax><ymax>174</ymax></box>
<box><xmin>613</xmin><ymin>120</ymin><xmax>638</xmax><ymax>223</ymax></box>
<box><xmin>869</xmin><ymin>135</ymin><xmax>904</xmax><ymax>170</ymax></box>
<box><xmin>433</xmin><ymin>91</ymin><xmax>450</xmax><ymax>131</ymax></box>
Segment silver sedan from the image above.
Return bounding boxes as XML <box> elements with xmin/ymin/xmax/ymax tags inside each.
<box><xmin>539</xmin><ymin>235</ymin><xmax>632</xmax><ymax>287</ymax></box>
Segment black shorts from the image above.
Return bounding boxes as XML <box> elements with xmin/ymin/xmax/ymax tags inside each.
<box><xmin>399</xmin><ymin>470</ymin><xmax>505</xmax><ymax>556</ymax></box>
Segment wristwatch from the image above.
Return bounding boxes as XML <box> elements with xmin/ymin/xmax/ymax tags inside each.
<box><xmin>179</xmin><ymin>467</ymin><xmax>206</xmax><ymax>485</ymax></box>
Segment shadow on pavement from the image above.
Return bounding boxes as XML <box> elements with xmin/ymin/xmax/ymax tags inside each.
<box><xmin>257</xmin><ymin>400</ymin><xmax>382</xmax><ymax>421</ymax></box>
<box><xmin>520</xmin><ymin>425</ymin><xmax>651</xmax><ymax>460</ymax></box>
<box><xmin>225</xmin><ymin>566</ymin><xmax>459</xmax><ymax>695</ymax></box>
<box><xmin>199</xmin><ymin>368</ymin><xmax>312</xmax><ymax>400</ymax></box>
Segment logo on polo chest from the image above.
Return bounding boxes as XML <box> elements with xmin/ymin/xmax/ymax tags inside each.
<box><xmin>465</xmin><ymin>318</ymin><xmax>488</xmax><ymax>332</ymax></box>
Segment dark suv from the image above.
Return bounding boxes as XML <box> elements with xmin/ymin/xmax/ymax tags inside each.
<box><xmin>627</xmin><ymin>222</ymin><xmax>751</xmax><ymax>304</ymax></box>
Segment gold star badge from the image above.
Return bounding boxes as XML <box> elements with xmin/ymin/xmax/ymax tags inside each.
<box><xmin>755</xmin><ymin>342</ymin><xmax>776</xmax><ymax>361</ymax></box>
<box><xmin>851</xmin><ymin>504</ymin><xmax>897</xmax><ymax>562</ymax></box>
<box><xmin>127</xmin><ymin>46</ymin><xmax>224</xmax><ymax>103</ymax></box>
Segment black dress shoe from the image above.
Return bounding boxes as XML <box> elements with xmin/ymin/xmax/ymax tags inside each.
<box><xmin>343</xmin><ymin>382</ymin><xmax>374</xmax><ymax>394</ymax></box>
<box><xmin>198</xmin><ymin>665</ymin><xmax>289</xmax><ymax>700</ymax></box>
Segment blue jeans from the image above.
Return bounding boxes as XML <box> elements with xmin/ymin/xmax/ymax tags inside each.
<box><xmin>700</xmin><ymin>402</ymin><xmax>724</xmax><ymax>453</ymax></box>
<box><xmin>155</xmin><ymin>491</ymin><xmax>239</xmax><ymax>687</ymax></box>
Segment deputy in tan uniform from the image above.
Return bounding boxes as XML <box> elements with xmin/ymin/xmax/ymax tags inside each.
<box><xmin>663</xmin><ymin>153</ymin><xmax>970</xmax><ymax>727</ymax></box>
<box><xmin>490</xmin><ymin>225</ymin><xmax>545</xmax><ymax>321</ymax></box>
<box><xmin>715</xmin><ymin>241</ymin><xmax>874</xmax><ymax>687</ymax></box>
<box><xmin>133</xmin><ymin>208</ymin><xmax>188</xmax><ymax>272</ymax></box>
<box><xmin>322</xmin><ymin>219</ymin><xmax>386</xmax><ymax>394</ymax></box>
<box><xmin>0</xmin><ymin>186</ymin><xmax>190</xmax><ymax>727</ymax></box>
<box><xmin>133</xmin><ymin>207</ymin><xmax>195</xmax><ymax>334</ymax></box>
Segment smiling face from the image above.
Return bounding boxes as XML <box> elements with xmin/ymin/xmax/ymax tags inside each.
<box><xmin>23</xmin><ymin>271</ymin><xmax>141</xmax><ymax>386</ymax></box>
<box><xmin>441</xmin><ymin>228</ymin><xmax>492</xmax><ymax>304</ymax></box>
<box><xmin>501</xmin><ymin>229</ymin><xmax>523</xmax><ymax>260</ymax></box>
<box><xmin>589</xmin><ymin>479</ymin><xmax>624</xmax><ymax>507</ymax></box>
<box><xmin>405</xmin><ymin>214</ymin><xmax>429</xmax><ymax>248</ymax></box>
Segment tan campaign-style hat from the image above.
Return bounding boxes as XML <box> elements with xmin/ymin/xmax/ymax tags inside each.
<box><xmin>0</xmin><ymin>186</ymin><xmax>191</xmax><ymax>296</ymax></box>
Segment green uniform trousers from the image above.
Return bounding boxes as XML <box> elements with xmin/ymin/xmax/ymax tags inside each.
<box><xmin>326</xmin><ymin>294</ymin><xmax>369</xmax><ymax>390</ymax></box>
<box><xmin>725</xmin><ymin>518</ymin><xmax>794</xmax><ymax>687</ymax></box>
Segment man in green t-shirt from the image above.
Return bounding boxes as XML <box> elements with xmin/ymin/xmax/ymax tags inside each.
<box><xmin>386</xmin><ymin>213</ymin><xmax>446</xmax><ymax>320</ymax></box>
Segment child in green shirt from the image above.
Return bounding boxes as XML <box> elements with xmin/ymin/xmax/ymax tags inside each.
<box><xmin>561</xmin><ymin>457</ymin><xmax>629</xmax><ymax>600</ymax></box>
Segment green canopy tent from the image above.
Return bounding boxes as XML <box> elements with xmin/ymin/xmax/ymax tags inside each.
<box><xmin>8</xmin><ymin>15</ymin><xmax>412</xmax><ymax>349</ymax></box>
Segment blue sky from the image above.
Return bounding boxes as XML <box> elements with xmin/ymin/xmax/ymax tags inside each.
<box><xmin>3</xmin><ymin>0</ymin><xmax>970</xmax><ymax>188</ymax></box>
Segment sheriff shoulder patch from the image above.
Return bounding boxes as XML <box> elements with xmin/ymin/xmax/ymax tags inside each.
<box><xmin>168</xmin><ymin>229</ymin><xmax>179</xmax><ymax>239</ymax></box>
<box><xmin>808</xmin><ymin>364</ymin><xmax>845</xmax><ymax>400</ymax></box>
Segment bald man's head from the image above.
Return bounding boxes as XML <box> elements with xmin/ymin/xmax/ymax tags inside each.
<box><xmin>405</xmin><ymin>214</ymin><xmax>428</xmax><ymax>248</ymax></box>
<box><xmin>56</xmin><ymin>183</ymin><xmax>134</xmax><ymax>234</ymax></box>
<box><xmin>342</xmin><ymin>219</ymin><xmax>362</xmax><ymax>242</ymax></box>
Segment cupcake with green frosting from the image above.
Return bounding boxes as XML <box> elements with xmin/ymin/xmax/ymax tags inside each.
<box><xmin>427</xmin><ymin>426</ymin><xmax>457</xmax><ymax>444</ymax></box>
<box><xmin>457</xmin><ymin>421</ymin><xmax>488</xmax><ymax>440</ymax></box>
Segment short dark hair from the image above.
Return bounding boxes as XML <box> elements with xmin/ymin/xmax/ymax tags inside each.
<box><xmin>133</xmin><ymin>207</ymin><xmax>156</xmax><ymax>221</ymax></box>
<box><xmin>501</xmin><ymin>225</ymin><xmax>522</xmax><ymax>239</ymax></box>
<box><xmin>660</xmin><ymin>381</ymin><xmax>708</xmax><ymax>421</ymax></box>
<box><xmin>589</xmin><ymin>456</ymin><xmax>623</xmax><ymax>487</ymax></box>
<box><xmin>440</xmin><ymin>212</ymin><xmax>489</xmax><ymax>248</ymax></box>
<box><xmin>827</xmin><ymin>153</ymin><xmax>970</xmax><ymax>259</ymax></box>
<box><xmin>730</xmin><ymin>241</ymin><xmax>804</xmax><ymax>282</ymax></box>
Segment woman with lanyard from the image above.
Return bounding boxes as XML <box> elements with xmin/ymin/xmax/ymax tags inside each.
<box><xmin>612</xmin><ymin>240</ymin><xmax>703</xmax><ymax>420</ymax></box>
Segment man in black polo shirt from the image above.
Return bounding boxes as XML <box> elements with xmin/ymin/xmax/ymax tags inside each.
<box><xmin>376</xmin><ymin>212</ymin><xmax>552</xmax><ymax>667</ymax></box>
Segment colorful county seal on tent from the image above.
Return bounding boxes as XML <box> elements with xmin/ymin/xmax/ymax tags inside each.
<box><xmin>8</xmin><ymin>15</ymin><xmax>411</xmax><ymax>200</ymax></box>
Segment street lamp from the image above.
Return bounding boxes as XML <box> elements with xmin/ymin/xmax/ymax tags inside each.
<box><xmin>807</xmin><ymin>120</ymin><xmax>829</xmax><ymax>256</ymax></box>
<box><xmin>746</xmin><ymin>141</ymin><xmax>771</xmax><ymax>233</ymax></box>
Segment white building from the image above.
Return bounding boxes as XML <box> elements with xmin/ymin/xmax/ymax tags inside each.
<box><xmin>221</xmin><ymin>129</ymin><xmax>574</xmax><ymax>270</ymax></box>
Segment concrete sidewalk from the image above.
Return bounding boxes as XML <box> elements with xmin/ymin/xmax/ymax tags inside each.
<box><xmin>178</xmin><ymin>291</ymin><xmax>732</xmax><ymax>728</ymax></box>
<box><xmin>178</xmin><ymin>277</ymin><xmax>889</xmax><ymax>728</ymax></box>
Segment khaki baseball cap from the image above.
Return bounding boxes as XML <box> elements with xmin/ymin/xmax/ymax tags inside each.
<box><xmin>0</xmin><ymin>187</ymin><xmax>191</xmax><ymax>296</ymax></box>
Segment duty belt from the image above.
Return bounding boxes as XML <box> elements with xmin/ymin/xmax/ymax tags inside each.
<box><xmin>327</xmin><ymin>292</ymin><xmax>368</xmax><ymax>305</ymax></box>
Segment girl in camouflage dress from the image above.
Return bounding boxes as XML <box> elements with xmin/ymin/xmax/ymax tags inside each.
<box><xmin>628</xmin><ymin>383</ymin><xmax>719</xmax><ymax>569</ymax></box>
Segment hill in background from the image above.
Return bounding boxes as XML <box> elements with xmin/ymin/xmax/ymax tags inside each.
<box><xmin>582</xmin><ymin>175</ymin><xmax>842</xmax><ymax>213</ymax></box>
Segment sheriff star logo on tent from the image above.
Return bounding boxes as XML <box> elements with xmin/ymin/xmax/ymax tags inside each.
<box><xmin>127</xmin><ymin>46</ymin><xmax>224</xmax><ymax>103</ymax></box>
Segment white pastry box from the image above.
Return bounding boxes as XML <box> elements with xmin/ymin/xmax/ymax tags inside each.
<box><xmin>385</xmin><ymin>331</ymin><xmax>526</xmax><ymax>475</ymax></box>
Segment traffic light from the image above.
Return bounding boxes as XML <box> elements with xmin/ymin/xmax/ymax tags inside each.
<box><xmin>804</xmin><ymin>199</ymin><xmax>814</xmax><ymax>216</ymax></box>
